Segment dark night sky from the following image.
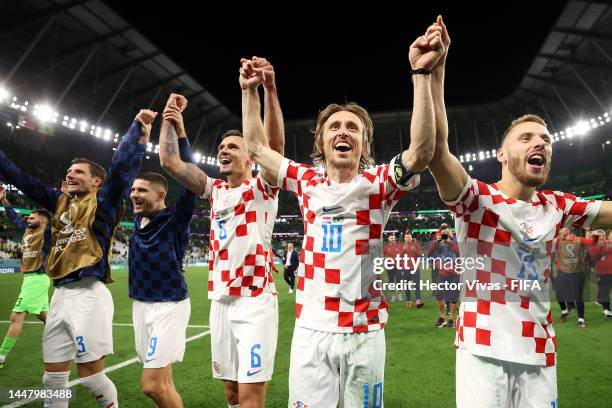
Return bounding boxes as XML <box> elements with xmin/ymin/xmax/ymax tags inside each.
<box><xmin>106</xmin><ymin>1</ymin><xmax>568</xmax><ymax>119</ymax></box>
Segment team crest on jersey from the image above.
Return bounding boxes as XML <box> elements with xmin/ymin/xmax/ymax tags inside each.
<box><xmin>292</xmin><ymin>402</ymin><xmax>309</xmax><ymax>408</ymax></box>
<box><xmin>519</xmin><ymin>222</ymin><xmax>534</xmax><ymax>238</ymax></box>
<box><xmin>212</xmin><ymin>361</ymin><xmax>222</xmax><ymax>375</ymax></box>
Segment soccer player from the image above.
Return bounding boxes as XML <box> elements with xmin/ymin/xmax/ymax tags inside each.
<box><xmin>426</xmin><ymin>16</ymin><xmax>612</xmax><ymax>407</ymax></box>
<box><xmin>553</xmin><ymin>227</ymin><xmax>590</xmax><ymax>327</ymax></box>
<box><xmin>587</xmin><ymin>229</ymin><xmax>612</xmax><ymax>317</ymax></box>
<box><xmin>159</xmin><ymin>57</ymin><xmax>285</xmax><ymax>408</ymax></box>
<box><xmin>239</xmin><ymin>25</ymin><xmax>442</xmax><ymax>406</ymax></box>
<box><xmin>401</xmin><ymin>231</ymin><xmax>424</xmax><ymax>309</ymax></box>
<box><xmin>427</xmin><ymin>225</ymin><xmax>460</xmax><ymax>328</ymax></box>
<box><xmin>0</xmin><ymin>186</ymin><xmax>51</xmax><ymax>368</ymax></box>
<box><xmin>0</xmin><ymin>108</ymin><xmax>157</xmax><ymax>407</ymax></box>
<box><xmin>125</xmin><ymin>100</ymin><xmax>195</xmax><ymax>407</ymax></box>
<box><xmin>383</xmin><ymin>234</ymin><xmax>402</xmax><ymax>302</ymax></box>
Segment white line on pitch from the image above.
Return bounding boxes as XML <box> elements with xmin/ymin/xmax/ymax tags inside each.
<box><xmin>2</xmin><ymin>330</ymin><xmax>211</xmax><ymax>408</ymax></box>
<box><xmin>0</xmin><ymin>320</ymin><xmax>209</xmax><ymax>328</ymax></box>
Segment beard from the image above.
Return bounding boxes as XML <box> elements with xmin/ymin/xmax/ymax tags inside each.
<box><xmin>507</xmin><ymin>153</ymin><xmax>550</xmax><ymax>187</ymax></box>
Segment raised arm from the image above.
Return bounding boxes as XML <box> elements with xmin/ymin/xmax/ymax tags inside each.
<box><xmin>592</xmin><ymin>202</ymin><xmax>612</xmax><ymax>228</ymax></box>
<box><xmin>159</xmin><ymin>94</ymin><xmax>209</xmax><ymax>196</ymax></box>
<box><xmin>426</xmin><ymin>16</ymin><xmax>469</xmax><ymax>202</ymax></box>
<box><xmin>240</xmin><ymin>60</ymin><xmax>286</xmax><ymax>186</ymax></box>
<box><xmin>103</xmin><ymin>110</ymin><xmax>156</xmax><ymax>208</ymax></box>
<box><xmin>402</xmin><ymin>26</ymin><xmax>444</xmax><ymax>173</ymax></box>
<box><xmin>249</xmin><ymin>56</ymin><xmax>285</xmax><ymax>155</ymax></box>
<box><xmin>122</xmin><ymin>109</ymin><xmax>158</xmax><ymax>201</ymax></box>
<box><xmin>0</xmin><ymin>186</ymin><xmax>26</xmax><ymax>233</ymax></box>
<box><xmin>0</xmin><ymin>152</ymin><xmax>59</xmax><ymax>212</ymax></box>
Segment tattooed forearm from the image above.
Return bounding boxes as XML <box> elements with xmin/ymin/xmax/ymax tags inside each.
<box><xmin>164</xmin><ymin>121</ymin><xmax>179</xmax><ymax>159</ymax></box>
<box><xmin>166</xmin><ymin>162</ymin><xmax>207</xmax><ymax>196</ymax></box>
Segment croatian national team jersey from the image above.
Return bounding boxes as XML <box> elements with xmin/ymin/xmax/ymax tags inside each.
<box><xmin>203</xmin><ymin>174</ymin><xmax>278</xmax><ymax>300</ymax></box>
<box><xmin>276</xmin><ymin>157</ymin><xmax>419</xmax><ymax>333</ymax></box>
<box><xmin>446</xmin><ymin>177</ymin><xmax>602</xmax><ymax>366</ymax></box>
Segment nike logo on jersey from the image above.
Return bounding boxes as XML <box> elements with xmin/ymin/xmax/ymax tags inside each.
<box><xmin>145</xmin><ymin>358</ymin><xmax>156</xmax><ymax>363</ymax></box>
<box><xmin>322</xmin><ymin>206</ymin><xmax>342</xmax><ymax>213</ymax></box>
<box><xmin>76</xmin><ymin>352</ymin><xmax>88</xmax><ymax>358</ymax></box>
<box><xmin>246</xmin><ymin>369</ymin><xmax>263</xmax><ymax>377</ymax></box>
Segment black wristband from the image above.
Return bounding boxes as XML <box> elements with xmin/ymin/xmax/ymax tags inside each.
<box><xmin>411</xmin><ymin>68</ymin><xmax>432</xmax><ymax>75</ymax></box>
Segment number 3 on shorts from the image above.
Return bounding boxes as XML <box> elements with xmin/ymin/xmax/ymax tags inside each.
<box><xmin>76</xmin><ymin>336</ymin><xmax>86</xmax><ymax>353</ymax></box>
<box><xmin>362</xmin><ymin>382</ymin><xmax>383</xmax><ymax>408</ymax></box>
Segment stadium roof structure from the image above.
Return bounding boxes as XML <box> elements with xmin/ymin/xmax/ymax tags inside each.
<box><xmin>283</xmin><ymin>1</ymin><xmax>612</xmax><ymax>164</ymax></box>
<box><xmin>0</xmin><ymin>0</ymin><xmax>240</xmax><ymax>151</ymax></box>
<box><xmin>0</xmin><ymin>0</ymin><xmax>611</xmax><ymax>170</ymax></box>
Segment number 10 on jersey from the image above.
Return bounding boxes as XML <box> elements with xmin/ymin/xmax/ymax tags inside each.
<box><xmin>321</xmin><ymin>223</ymin><xmax>342</xmax><ymax>252</ymax></box>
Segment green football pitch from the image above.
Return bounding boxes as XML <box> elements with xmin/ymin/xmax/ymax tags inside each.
<box><xmin>0</xmin><ymin>268</ymin><xmax>611</xmax><ymax>407</ymax></box>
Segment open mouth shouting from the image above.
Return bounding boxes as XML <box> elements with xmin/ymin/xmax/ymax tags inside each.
<box><xmin>333</xmin><ymin>140</ymin><xmax>353</xmax><ymax>155</ymax></box>
<box><xmin>526</xmin><ymin>151</ymin><xmax>546</xmax><ymax>170</ymax></box>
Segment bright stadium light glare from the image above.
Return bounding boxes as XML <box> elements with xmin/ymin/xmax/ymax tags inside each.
<box><xmin>34</xmin><ymin>104</ymin><xmax>54</xmax><ymax>122</ymax></box>
<box><xmin>0</xmin><ymin>87</ymin><xmax>9</xmax><ymax>102</ymax></box>
<box><xmin>468</xmin><ymin>165</ymin><xmax>473</xmax><ymax>171</ymax></box>
<box><xmin>573</xmin><ymin>121</ymin><xmax>590</xmax><ymax>136</ymax></box>
<box><xmin>194</xmin><ymin>152</ymin><xmax>202</xmax><ymax>161</ymax></box>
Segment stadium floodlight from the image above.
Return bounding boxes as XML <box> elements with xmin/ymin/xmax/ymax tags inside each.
<box><xmin>468</xmin><ymin>165</ymin><xmax>473</xmax><ymax>171</ymax></box>
<box><xmin>194</xmin><ymin>152</ymin><xmax>202</xmax><ymax>162</ymax></box>
<box><xmin>607</xmin><ymin>140</ymin><xmax>611</xmax><ymax>145</ymax></box>
<box><xmin>34</xmin><ymin>104</ymin><xmax>54</xmax><ymax>122</ymax></box>
<box><xmin>0</xmin><ymin>87</ymin><xmax>9</xmax><ymax>102</ymax></box>
<box><xmin>573</xmin><ymin>121</ymin><xmax>590</xmax><ymax>136</ymax></box>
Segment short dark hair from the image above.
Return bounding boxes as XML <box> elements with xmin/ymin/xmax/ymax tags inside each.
<box><xmin>135</xmin><ymin>172</ymin><xmax>168</xmax><ymax>192</ymax></box>
<box><xmin>31</xmin><ymin>209</ymin><xmax>52</xmax><ymax>224</ymax></box>
<box><xmin>221</xmin><ymin>129</ymin><xmax>243</xmax><ymax>140</ymax></box>
<box><xmin>500</xmin><ymin>114</ymin><xmax>548</xmax><ymax>146</ymax></box>
<box><xmin>71</xmin><ymin>158</ymin><xmax>106</xmax><ymax>181</ymax></box>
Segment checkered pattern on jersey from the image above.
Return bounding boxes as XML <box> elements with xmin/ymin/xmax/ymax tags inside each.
<box><xmin>129</xmin><ymin>137</ymin><xmax>196</xmax><ymax>302</ymax></box>
<box><xmin>280</xmin><ymin>157</ymin><xmax>420</xmax><ymax>333</ymax></box>
<box><xmin>448</xmin><ymin>178</ymin><xmax>601</xmax><ymax>366</ymax></box>
<box><xmin>206</xmin><ymin>175</ymin><xmax>279</xmax><ymax>299</ymax></box>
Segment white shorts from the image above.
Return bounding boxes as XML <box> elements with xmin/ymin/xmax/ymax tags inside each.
<box><xmin>456</xmin><ymin>348</ymin><xmax>558</xmax><ymax>408</ymax></box>
<box><xmin>43</xmin><ymin>277</ymin><xmax>114</xmax><ymax>364</ymax></box>
<box><xmin>289</xmin><ymin>326</ymin><xmax>386</xmax><ymax>408</ymax></box>
<box><xmin>132</xmin><ymin>298</ymin><xmax>191</xmax><ymax>368</ymax></box>
<box><xmin>210</xmin><ymin>293</ymin><xmax>278</xmax><ymax>383</ymax></box>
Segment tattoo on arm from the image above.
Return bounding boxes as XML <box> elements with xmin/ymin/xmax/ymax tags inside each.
<box><xmin>164</xmin><ymin>123</ymin><xmax>179</xmax><ymax>159</ymax></box>
<box><xmin>168</xmin><ymin>162</ymin><xmax>208</xmax><ymax>196</ymax></box>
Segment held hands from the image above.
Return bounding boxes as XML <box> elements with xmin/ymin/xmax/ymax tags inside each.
<box><xmin>134</xmin><ymin>109</ymin><xmax>159</xmax><ymax>139</ymax></box>
<box><xmin>239</xmin><ymin>57</ymin><xmax>267</xmax><ymax>91</ymax></box>
<box><xmin>409</xmin><ymin>16</ymin><xmax>447</xmax><ymax>71</ymax></box>
<box><xmin>163</xmin><ymin>94</ymin><xmax>188</xmax><ymax>137</ymax></box>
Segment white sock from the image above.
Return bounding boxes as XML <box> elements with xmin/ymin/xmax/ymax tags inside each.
<box><xmin>43</xmin><ymin>371</ymin><xmax>70</xmax><ymax>408</ymax></box>
<box><xmin>79</xmin><ymin>371</ymin><xmax>118</xmax><ymax>408</ymax></box>
<box><xmin>562</xmin><ymin>309</ymin><xmax>568</xmax><ymax>314</ymax></box>
<box><xmin>228</xmin><ymin>405</ymin><xmax>240</xmax><ymax>408</ymax></box>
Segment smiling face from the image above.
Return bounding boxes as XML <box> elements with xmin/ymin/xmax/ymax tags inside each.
<box><xmin>388</xmin><ymin>235</ymin><xmax>396</xmax><ymax>244</ymax></box>
<box><xmin>312</xmin><ymin>103</ymin><xmax>374</xmax><ymax>174</ymax></box>
<box><xmin>130</xmin><ymin>178</ymin><xmax>166</xmax><ymax>216</ymax></box>
<box><xmin>65</xmin><ymin>162</ymin><xmax>103</xmax><ymax>194</ymax></box>
<box><xmin>217</xmin><ymin>135</ymin><xmax>252</xmax><ymax>178</ymax></box>
<box><xmin>498</xmin><ymin>120</ymin><xmax>552</xmax><ymax>188</ymax></box>
<box><xmin>321</xmin><ymin>111</ymin><xmax>365</xmax><ymax>172</ymax></box>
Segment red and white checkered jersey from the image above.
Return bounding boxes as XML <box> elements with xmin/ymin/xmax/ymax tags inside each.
<box><xmin>202</xmin><ymin>174</ymin><xmax>278</xmax><ymax>300</ymax></box>
<box><xmin>275</xmin><ymin>156</ymin><xmax>419</xmax><ymax>333</ymax></box>
<box><xmin>447</xmin><ymin>177</ymin><xmax>602</xmax><ymax>366</ymax></box>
